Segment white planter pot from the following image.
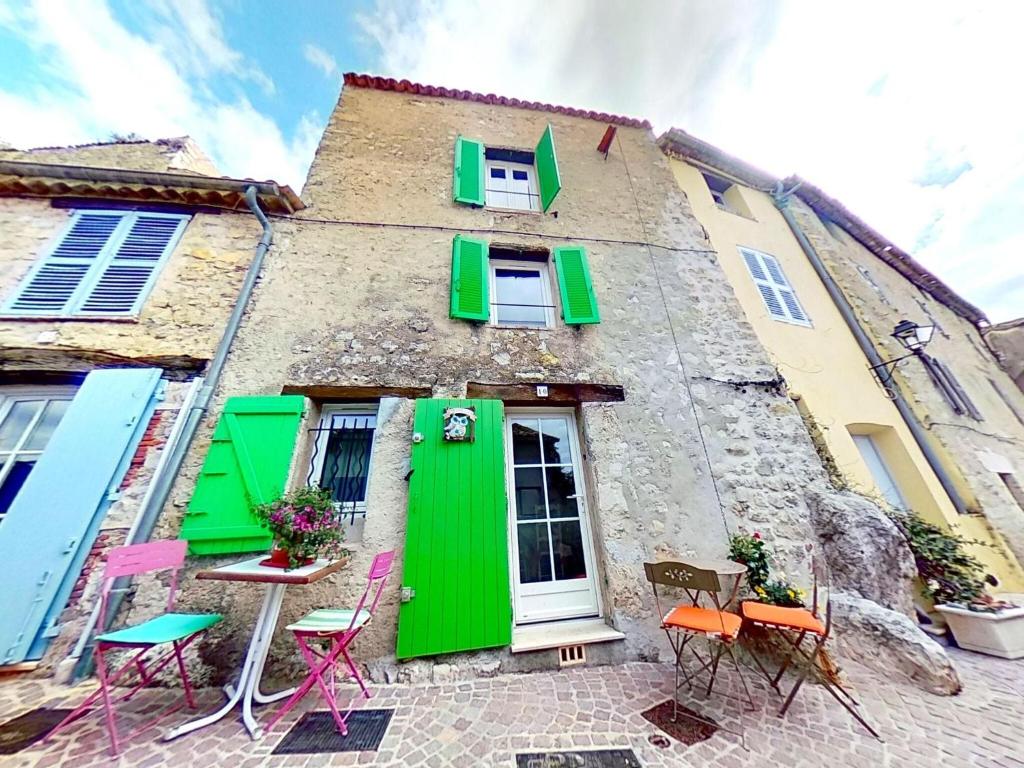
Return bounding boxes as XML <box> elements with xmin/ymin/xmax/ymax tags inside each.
<box><xmin>936</xmin><ymin>598</ymin><xmax>1024</xmax><ymax>659</ymax></box>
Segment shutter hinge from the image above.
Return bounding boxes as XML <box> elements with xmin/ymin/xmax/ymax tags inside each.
<box><xmin>106</xmin><ymin>489</ymin><xmax>123</xmax><ymax>503</ymax></box>
<box><xmin>400</xmin><ymin>587</ymin><xmax>415</xmax><ymax>603</ymax></box>
<box><xmin>41</xmin><ymin>619</ymin><xmax>62</xmax><ymax>639</ymax></box>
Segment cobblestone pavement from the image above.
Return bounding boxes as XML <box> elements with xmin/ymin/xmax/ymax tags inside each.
<box><xmin>1</xmin><ymin>647</ymin><xmax>1021</xmax><ymax>767</ymax></box>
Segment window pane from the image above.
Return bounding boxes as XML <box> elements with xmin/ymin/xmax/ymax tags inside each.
<box><xmin>512</xmin><ymin>170</ymin><xmax>528</xmax><ymax>181</ymax></box>
<box><xmin>494</xmin><ymin>268</ymin><xmax>546</xmax><ymax>326</ymax></box>
<box><xmin>23</xmin><ymin>399</ymin><xmax>70</xmax><ymax>451</ymax></box>
<box><xmin>318</xmin><ymin>418</ymin><xmax>375</xmax><ymax>505</ymax></box>
<box><xmin>545</xmin><ymin>466</ymin><xmax>579</xmax><ymax>518</ymax></box>
<box><xmin>490</xmin><ymin>167</ymin><xmax>506</xmax><ymax>178</ymax></box>
<box><xmin>540</xmin><ymin>418</ymin><xmax>572</xmax><ymax>464</ymax></box>
<box><xmin>517</xmin><ymin>522</ymin><xmax>552</xmax><ymax>583</ymax></box>
<box><xmin>511</xmin><ymin>420</ymin><xmax>542</xmax><ymax>464</ymax></box>
<box><xmin>513</xmin><ymin>467</ymin><xmax>546</xmax><ymax>520</ymax></box>
<box><xmin>551</xmin><ymin>520</ymin><xmax>587</xmax><ymax>580</ymax></box>
<box><xmin>0</xmin><ymin>460</ymin><xmax>35</xmax><ymax>516</ymax></box>
<box><xmin>0</xmin><ymin>401</ymin><xmax>43</xmax><ymax>452</ymax></box>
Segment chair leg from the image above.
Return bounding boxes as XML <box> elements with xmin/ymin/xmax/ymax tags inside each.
<box><xmin>724</xmin><ymin>643</ymin><xmax>756</xmax><ymax>712</ymax></box>
<box><xmin>704</xmin><ymin>640</ymin><xmax>723</xmax><ymax>698</ymax></box>
<box><xmin>298</xmin><ymin>637</ymin><xmax>349</xmax><ymax>736</ymax></box>
<box><xmin>95</xmin><ymin>646</ymin><xmax>121</xmax><ymax>756</ymax></box>
<box><xmin>339</xmin><ymin>644</ymin><xmax>371</xmax><ymax>700</ymax></box>
<box><xmin>172</xmin><ymin>640</ymin><xmax>197</xmax><ymax>709</ymax></box>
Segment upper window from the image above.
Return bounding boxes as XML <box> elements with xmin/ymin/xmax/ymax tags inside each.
<box><xmin>307</xmin><ymin>406</ymin><xmax>378</xmax><ymax>520</ymax></box>
<box><xmin>3</xmin><ymin>210</ymin><xmax>189</xmax><ymax>318</ymax></box>
<box><xmin>485</xmin><ymin>155</ymin><xmax>540</xmax><ymax>212</ymax></box>
<box><xmin>453</xmin><ymin>127</ymin><xmax>562</xmax><ymax>212</ymax></box>
<box><xmin>0</xmin><ymin>387</ymin><xmax>75</xmax><ymax>521</ymax></box>
<box><xmin>739</xmin><ymin>247</ymin><xmax>811</xmax><ymax>327</ymax></box>
<box><xmin>489</xmin><ymin>252</ymin><xmax>554</xmax><ymax>328</ymax></box>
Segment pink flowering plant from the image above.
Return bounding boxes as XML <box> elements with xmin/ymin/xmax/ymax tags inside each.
<box><xmin>255</xmin><ymin>486</ymin><xmax>346</xmax><ymax>568</ymax></box>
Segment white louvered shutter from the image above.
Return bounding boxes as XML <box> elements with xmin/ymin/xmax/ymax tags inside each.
<box><xmin>740</xmin><ymin>247</ymin><xmax>810</xmax><ymax>326</ymax></box>
<box><xmin>5</xmin><ymin>211</ymin><xmax>188</xmax><ymax>317</ymax></box>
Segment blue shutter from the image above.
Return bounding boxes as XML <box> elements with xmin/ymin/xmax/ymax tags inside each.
<box><xmin>0</xmin><ymin>368</ymin><xmax>163</xmax><ymax>664</ymax></box>
<box><xmin>3</xmin><ymin>211</ymin><xmax>188</xmax><ymax>317</ymax></box>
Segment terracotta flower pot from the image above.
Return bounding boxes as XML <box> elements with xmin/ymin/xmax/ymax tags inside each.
<box><xmin>260</xmin><ymin>545</ymin><xmax>315</xmax><ymax>570</ymax></box>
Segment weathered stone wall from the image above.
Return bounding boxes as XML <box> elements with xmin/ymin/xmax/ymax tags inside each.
<box><xmin>0</xmin><ymin>137</ymin><xmax>218</xmax><ymax>176</ymax></box>
<box><xmin>152</xmin><ymin>86</ymin><xmax>863</xmax><ymax>684</ymax></box>
<box><xmin>986</xmin><ymin>319</ymin><xmax>1024</xmax><ymax>393</ymax></box>
<box><xmin>0</xmin><ymin>198</ymin><xmax>262</xmax><ymax>375</ymax></box>
<box><xmin>787</xmin><ymin>198</ymin><xmax>1024</xmax><ymax>568</ymax></box>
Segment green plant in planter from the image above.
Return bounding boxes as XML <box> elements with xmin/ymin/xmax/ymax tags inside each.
<box><xmin>729</xmin><ymin>532</ymin><xmax>806</xmax><ymax>608</ymax></box>
<box><xmin>255</xmin><ymin>486</ymin><xmax>346</xmax><ymax>569</ymax></box>
<box><xmin>886</xmin><ymin>509</ymin><xmax>988</xmax><ymax>607</ymax></box>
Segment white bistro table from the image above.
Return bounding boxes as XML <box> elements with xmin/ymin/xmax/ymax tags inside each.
<box><xmin>164</xmin><ymin>555</ymin><xmax>348</xmax><ymax>741</ymax></box>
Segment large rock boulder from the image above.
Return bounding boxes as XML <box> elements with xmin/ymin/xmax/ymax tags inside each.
<box><xmin>830</xmin><ymin>592</ymin><xmax>961</xmax><ymax>695</ymax></box>
<box><xmin>806</xmin><ymin>488</ymin><xmax>917</xmax><ymax>617</ymax></box>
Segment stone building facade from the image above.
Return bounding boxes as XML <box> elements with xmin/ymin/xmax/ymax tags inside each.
<box><xmin>658</xmin><ymin>129</ymin><xmax>1024</xmax><ymax>593</ymax></box>
<box><xmin>155</xmin><ymin>76</ymin><xmax>926</xmax><ymax>688</ymax></box>
<box><xmin>0</xmin><ymin>139</ymin><xmax>299</xmax><ymax>677</ymax></box>
<box><xmin>986</xmin><ymin>318</ymin><xmax>1024</xmax><ymax>393</ymax></box>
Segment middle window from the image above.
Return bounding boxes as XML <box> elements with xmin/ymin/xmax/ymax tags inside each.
<box><xmin>484</xmin><ymin>147</ymin><xmax>541</xmax><ymax>212</ymax></box>
<box><xmin>489</xmin><ymin>248</ymin><xmax>554</xmax><ymax>328</ymax></box>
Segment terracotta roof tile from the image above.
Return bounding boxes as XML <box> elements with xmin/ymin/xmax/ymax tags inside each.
<box><xmin>343</xmin><ymin>73</ymin><xmax>651</xmax><ymax>129</ymax></box>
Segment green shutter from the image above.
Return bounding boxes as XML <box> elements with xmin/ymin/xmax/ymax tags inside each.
<box><xmin>397</xmin><ymin>399</ymin><xmax>510</xmax><ymax>659</ymax></box>
<box><xmin>452</xmin><ymin>135</ymin><xmax>485</xmax><ymax>206</ymax></box>
<box><xmin>449</xmin><ymin>235</ymin><xmax>489</xmax><ymax>322</ymax></box>
<box><xmin>179</xmin><ymin>395</ymin><xmax>305</xmax><ymax>555</ymax></box>
<box><xmin>535</xmin><ymin>124</ymin><xmax>562</xmax><ymax>212</ymax></box>
<box><xmin>554</xmin><ymin>246</ymin><xmax>600</xmax><ymax>325</ymax></box>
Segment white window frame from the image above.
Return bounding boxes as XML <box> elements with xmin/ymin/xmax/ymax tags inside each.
<box><xmin>0</xmin><ymin>386</ymin><xmax>77</xmax><ymax>521</ymax></box>
<box><xmin>739</xmin><ymin>246</ymin><xmax>812</xmax><ymax>327</ymax></box>
<box><xmin>852</xmin><ymin>433</ymin><xmax>908</xmax><ymax>511</ymax></box>
<box><xmin>484</xmin><ymin>159</ymin><xmax>541</xmax><ymax>212</ymax></box>
<box><xmin>307</xmin><ymin>404</ymin><xmax>379</xmax><ymax>517</ymax></box>
<box><xmin>2</xmin><ymin>209</ymin><xmax>189</xmax><ymax>319</ymax></box>
<box><xmin>488</xmin><ymin>258</ymin><xmax>555</xmax><ymax>329</ymax></box>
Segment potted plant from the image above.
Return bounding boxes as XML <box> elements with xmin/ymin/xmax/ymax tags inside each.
<box><xmin>729</xmin><ymin>532</ymin><xmax>806</xmax><ymax>608</ymax></box>
<box><xmin>254</xmin><ymin>486</ymin><xmax>347</xmax><ymax>570</ymax></box>
<box><xmin>890</xmin><ymin>509</ymin><xmax>1024</xmax><ymax>659</ymax></box>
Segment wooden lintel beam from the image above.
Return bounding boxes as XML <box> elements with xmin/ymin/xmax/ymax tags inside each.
<box><xmin>281</xmin><ymin>384</ymin><xmax>433</xmax><ymax>401</ymax></box>
<box><xmin>466</xmin><ymin>381</ymin><xmax>625</xmax><ymax>405</ymax></box>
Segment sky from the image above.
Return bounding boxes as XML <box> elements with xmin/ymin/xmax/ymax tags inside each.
<box><xmin>0</xmin><ymin>1</ymin><xmax>1021</xmax><ymax>322</ymax></box>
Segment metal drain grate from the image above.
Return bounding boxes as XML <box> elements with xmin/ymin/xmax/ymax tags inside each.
<box><xmin>558</xmin><ymin>644</ymin><xmax>586</xmax><ymax>667</ymax></box>
<box><xmin>0</xmin><ymin>708</ymin><xmax>73</xmax><ymax>755</ymax></box>
<box><xmin>516</xmin><ymin>749</ymin><xmax>641</xmax><ymax>767</ymax></box>
<box><xmin>272</xmin><ymin>709</ymin><xmax>393</xmax><ymax>754</ymax></box>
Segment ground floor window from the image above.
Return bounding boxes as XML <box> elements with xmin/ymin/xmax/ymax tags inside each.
<box><xmin>307</xmin><ymin>405</ymin><xmax>378</xmax><ymax>521</ymax></box>
<box><xmin>0</xmin><ymin>387</ymin><xmax>75</xmax><ymax>520</ymax></box>
<box><xmin>851</xmin><ymin>432</ymin><xmax>907</xmax><ymax>511</ymax></box>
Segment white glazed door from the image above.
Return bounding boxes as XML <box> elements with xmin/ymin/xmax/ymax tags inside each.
<box><xmin>506</xmin><ymin>411</ymin><xmax>600</xmax><ymax>624</ymax></box>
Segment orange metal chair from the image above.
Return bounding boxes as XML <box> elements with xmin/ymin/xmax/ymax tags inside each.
<box><xmin>741</xmin><ymin>560</ymin><xmax>881</xmax><ymax>740</ymax></box>
<box><xmin>644</xmin><ymin>561</ymin><xmax>754</xmax><ymax>742</ymax></box>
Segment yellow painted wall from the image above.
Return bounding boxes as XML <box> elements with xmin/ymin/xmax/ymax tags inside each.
<box><xmin>667</xmin><ymin>157</ymin><xmax>1024</xmax><ymax>591</ymax></box>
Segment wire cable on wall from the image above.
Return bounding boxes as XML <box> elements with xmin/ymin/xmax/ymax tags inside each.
<box><xmin>615</xmin><ymin>133</ymin><xmax>733</xmax><ymax>538</ymax></box>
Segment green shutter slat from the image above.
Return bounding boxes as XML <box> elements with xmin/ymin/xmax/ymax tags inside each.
<box><xmin>179</xmin><ymin>395</ymin><xmax>305</xmax><ymax>555</ymax></box>
<box><xmin>452</xmin><ymin>135</ymin><xmax>485</xmax><ymax>206</ymax></box>
<box><xmin>554</xmin><ymin>246</ymin><xmax>600</xmax><ymax>325</ymax></box>
<box><xmin>449</xmin><ymin>235</ymin><xmax>489</xmax><ymax>322</ymax></box>
<box><xmin>397</xmin><ymin>398</ymin><xmax>510</xmax><ymax>659</ymax></box>
<box><xmin>535</xmin><ymin>124</ymin><xmax>562</xmax><ymax>212</ymax></box>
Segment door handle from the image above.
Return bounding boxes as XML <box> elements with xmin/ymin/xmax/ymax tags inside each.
<box><xmin>566</xmin><ymin>494</ymin><xmax>580</xmax><ymax>499</ymax></box>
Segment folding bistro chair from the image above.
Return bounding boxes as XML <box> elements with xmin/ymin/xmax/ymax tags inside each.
<box><xmin>644</xmin><ymin>561</ymin><xmax>755</xmax><ymax>742</ymax></box>
<box><xmin>740</xmin><ymin>559</ymin><xmax>881</xmax><ymax>739</ymax></box>
<box><xmin>265</xmin><ymin>550</ymin><xmax>395</xmax><ymax>736</ymax></box>
<box><xmin>46</xmin><ymin>540</ymin><xmax>222</xmax><ymax>756</ymax></box>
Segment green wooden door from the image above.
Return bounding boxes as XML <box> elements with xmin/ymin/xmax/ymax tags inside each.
<box><xmin>397</xmin><ymin>398</ymin><xmax>511</xmax><ymax>659</ymax></box>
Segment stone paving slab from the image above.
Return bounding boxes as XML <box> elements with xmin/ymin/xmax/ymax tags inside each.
<box><xmin>0</xmin><ymin>648</ymin><xmax>1021</xmax><ymax>767</ymax></box>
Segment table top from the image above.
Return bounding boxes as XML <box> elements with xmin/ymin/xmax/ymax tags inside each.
<box><xmin>195</xmin><ymin>555</ymin><xmax>349</xmax><ymax>585</ymax></box>
<box><xmin>686</xmin><ymin>558</ymin><xmax>747</xmax><ymax>576</ymax></box>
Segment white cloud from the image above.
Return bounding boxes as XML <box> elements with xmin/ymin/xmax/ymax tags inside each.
<box><xmin>0</xmin><ymin>0</ymin><xmax>311</xmax><ymax>189</ymax></box>
<box><xmin>303</xmin><ymin>43</ymin><xmax>339</xmax><ymax>79</ymax></box>
<box><xmin>356</xmin><ymin>0</ymin><xmax>1024</xmax><ymax>321</ymax></box>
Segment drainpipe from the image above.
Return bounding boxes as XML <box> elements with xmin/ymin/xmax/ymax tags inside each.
<box><xmin>771</xmin><ymin>184</ymin><xmax>969</xmax><ymax>514</ymax></box>
<box><xmin>73</xmin><ymin>186</ymin><xmax>274</xmax><ymax>679</ymax></box>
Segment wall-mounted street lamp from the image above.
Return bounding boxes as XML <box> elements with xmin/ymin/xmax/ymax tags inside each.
<box><xmin>869</xmin><ymin>320</ymin><xmax>935</xmax><ymax>389</ymax></box>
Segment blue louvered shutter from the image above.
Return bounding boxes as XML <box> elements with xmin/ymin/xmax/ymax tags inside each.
<box><xmin>740</xmin><ymin>247</ymin><xmax>810</xmax><ymax>326</ymax></box>
<box><xmin>4</xmin><ymin>211</ymin><xmax>188</xmax><ymax>317</ymax></box>
<box><xmin>0</xmin><ymin>368</ymin><xmax>163</xmax><ymax>664</ymax></box>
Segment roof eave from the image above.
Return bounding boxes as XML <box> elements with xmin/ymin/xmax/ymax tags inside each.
<box><xmin>0</xmin><ymin>160</ymin><xmax>304</xmax><ymax>214</ymax></box>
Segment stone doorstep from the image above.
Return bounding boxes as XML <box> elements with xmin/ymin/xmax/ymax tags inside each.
<box><xmin>510</xmin><ymin>618</ymin><xmax>625</xmax><ymax>654</ymax></box>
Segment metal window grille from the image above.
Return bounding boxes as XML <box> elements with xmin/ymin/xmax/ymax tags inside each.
<box><xmin>306</xmin><ymin>414</ymin><xmax>376</xmax><ymax>524</ymax></box>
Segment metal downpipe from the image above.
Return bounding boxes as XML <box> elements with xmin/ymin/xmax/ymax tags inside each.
<box><xmin>74</xmin><ymin>186</ymin><xmax>274</xmax><ymax>679</ymax></box>
<box><xmin>771</xmin><ymin>186</ymin><xmax>968</xmax><ymax>514</ymax></box>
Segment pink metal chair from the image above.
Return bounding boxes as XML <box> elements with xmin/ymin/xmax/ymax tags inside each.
<box><xmin>46</xmin><ymin>540</ymin><xmax>221</xmax><ymax>755</ymax></box>
<box><xmin>265</xmin><ymin>550</ymin><xmax>395</xmax><ymax>736</ymax></box>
